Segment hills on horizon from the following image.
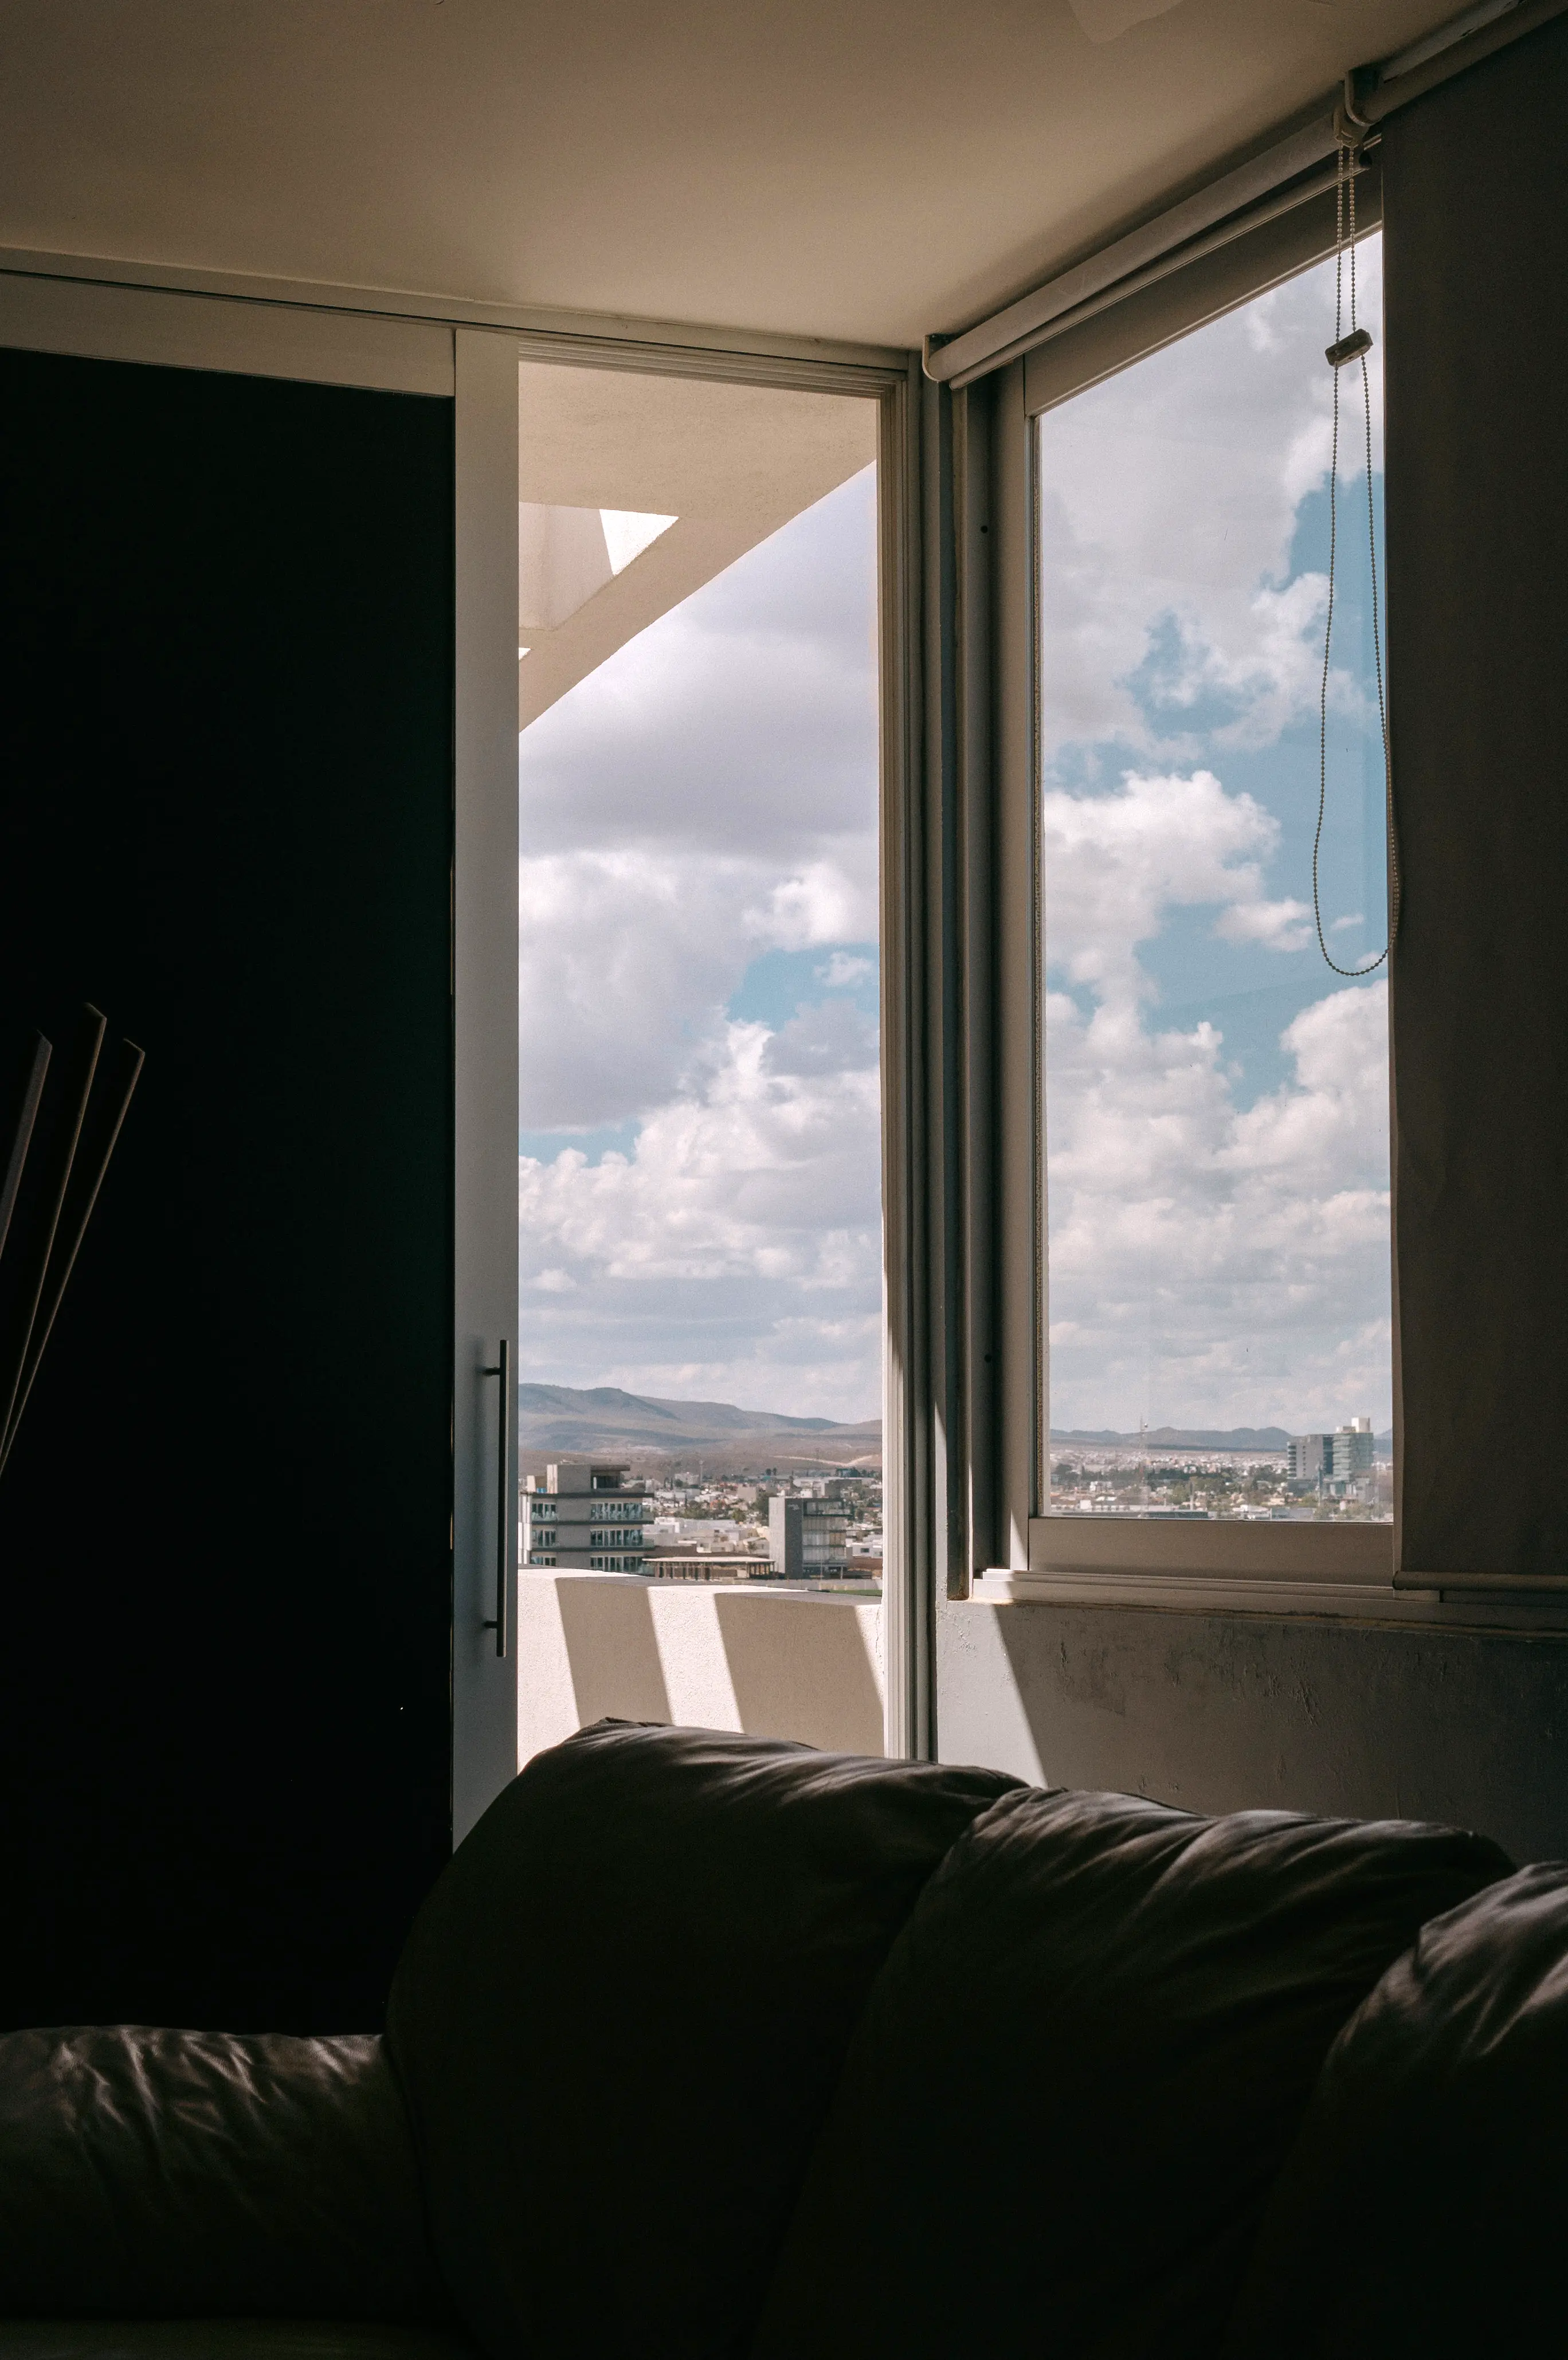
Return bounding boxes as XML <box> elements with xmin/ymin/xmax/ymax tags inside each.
<box><xmin>515</xmin><ymin>1384</ymin><xmax>1392</xmax><ymax>1467</ymax></box>
<box><xmin>517</xmin><ymin>1381</ymin><xmax>881</xmax><ymax>1468</ymax></box>
<box><xmin>1051</xmin><ymin>1425</ymin><xmax>1394</xmax><ymax>1451</ymax></box>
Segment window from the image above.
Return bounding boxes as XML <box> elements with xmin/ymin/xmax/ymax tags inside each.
<box><xmin>1033</xmin><ymin>237</ymin><xmax>1393</xmax><ymax>1542</ymax></box>
<box><xmin>950</xmin><ymin>207</ymin><xmax>1402</xmax><ymax>1593</ymax></box>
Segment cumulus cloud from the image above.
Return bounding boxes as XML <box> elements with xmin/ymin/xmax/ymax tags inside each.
<box><xmin>520</xmin><ymin>470</ymin><xmax>879</xmax><ymax>1138</ymax></box>
<box><xmin>518</xmin><ymin>1018</ymin><xmax>883</xmax><ymax>1417</ymax></box>
<box><xmin>1037</xmin><ymin>241</ymin><xmax>1384</xmax><ymax>764</ymax></box>
<box><xmin>519</xmin><ymin>841</ymin><xmax>876</xmax><ymax>1129</ymax></box>
<box><xmin>1044</xmin><ymin>767</ymin><xmax>1310</xmax><ymax>990</ymax></box>
<box><xmin>1042</xmin><ymin>767</ymin><xmax>1390</xmax><ymax>1429</ymax></box>
<box><xmin>1046</xmin><ymin>977</ymin><xmax>1390</xmax><ymax>1429</ymax></box>
<box><xmin>818</xmin><ymin>950</ymin><xmax>874</xmax><ymax>987</ymax></box>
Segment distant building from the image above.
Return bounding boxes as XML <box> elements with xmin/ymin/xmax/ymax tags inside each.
<box><xmin>1329</xmin><ymin>1419</ymin><xmax>1376</xmax><ymax>1482</ymax></box>
<box><xmin>769</xmin><ymin>1493</ymin><xmax>849</xmax><ymax>1580</ymax></box>
<box><xmin>1289</xmin><ymin>1418</ymin><xmax>1375</xmax><ymax>1489</ymax></box>
<box><xmin>522</xmin><ymin>1459</ymin><xmax>649</xmax><ymax>1570</ymax></box>
<box><xmin>1288</xmin><ymin>1434</ymin><xmax>1328</xmax><ymax>1482</ymax></box>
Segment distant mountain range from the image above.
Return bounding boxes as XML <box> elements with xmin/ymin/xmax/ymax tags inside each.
<box><xmin>516</xmin><ymin>1387</ymin><xmax>1391</xmax><ymax>1466</ymax></box>
<box><xmin>1052</xmin><ymin>1425</ymin><xmax>1395</xmax><ymax>1452</ymax></box>
<box><xmin>517</xmin><ymin>1382</ymin><xmax>881</xmax><ymax>1465</ymax></box>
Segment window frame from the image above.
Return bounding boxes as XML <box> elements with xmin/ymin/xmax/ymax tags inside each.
<box><xmin>943</xmin><ymin>174</ymin><xmax>1422</xmax><ymax>1608</ymax></box>
<box><xmin>504</xmin><ymin>328</ymin><xmax>924</xmax><ymax>1757</ymax></box>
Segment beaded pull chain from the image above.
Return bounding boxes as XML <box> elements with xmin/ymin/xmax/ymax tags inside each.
<box><xmin>1314</xmin><ymin>135</ymin><xmax>1401</xmax><ymax>978</ymax></box>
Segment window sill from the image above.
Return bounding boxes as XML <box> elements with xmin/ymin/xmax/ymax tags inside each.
<box><xmin>972</xmin><ymin>1567</ymin><xmax>1568</xmax><ymax>1633</ymax></box>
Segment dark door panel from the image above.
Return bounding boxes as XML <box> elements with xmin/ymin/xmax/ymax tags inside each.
<box><xmin>0</xmin><ymin>346</ymin><xmax>454</xmax><ymax>2031</ymax></box>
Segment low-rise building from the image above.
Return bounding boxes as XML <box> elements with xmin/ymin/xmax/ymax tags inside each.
<box><xmin>522</xmin><ymin>1459</ymin><xmax>650</xmax><ymax>1570</ymax></box>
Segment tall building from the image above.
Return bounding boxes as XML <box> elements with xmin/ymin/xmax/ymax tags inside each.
<box><xmin>768</xmin><ymin>1493</ymin><xmax>849</xmax><ymax>1581</ymax></box>
<box><xmin>1289</xmin><ymin>1420</ymin><xmax>1376</xmax><ymax>1489</ymax></box>
<box><xmin>1329</xmin><ymin>1420</ymin><xmax>1377</xmax><ymax>1483</ymax></box>
<box><xmin>523</xmin><ymin>1460</ymin><xmax>650</xmax><ymax>1571</ymax></box>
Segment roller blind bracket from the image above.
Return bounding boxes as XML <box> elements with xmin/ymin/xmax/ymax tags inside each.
<box><xmin>925</xmin><ymin>0</ymin><xmax>1565</xmax><ymax>390</ymax></box>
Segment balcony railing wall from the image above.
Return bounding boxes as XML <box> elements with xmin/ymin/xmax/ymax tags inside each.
<box><xmin>519</xmin><ymin>1572</ymin><xmax>885</xmax><ymax>1765</ymax></box>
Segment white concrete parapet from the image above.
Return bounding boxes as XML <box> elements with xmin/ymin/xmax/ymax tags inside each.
<box><xmin>518</xmin><ymin>1572</ymin><xmax>885</xmax><ymax>1765</ymax></box>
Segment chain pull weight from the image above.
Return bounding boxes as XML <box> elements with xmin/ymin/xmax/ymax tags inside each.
<box><xmin>1313</xmin><ymin>131</ymin><xmax>1401</xmax><ymax>978</ymax></box>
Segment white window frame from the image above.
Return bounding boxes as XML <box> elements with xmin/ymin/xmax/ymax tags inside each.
<box><xmin>502</xmin><ymin>326</ymin><xmax>927</xmax><ymax>1759</ymax></box>
<box><xmin>935</xmin><ymin>175</ymin><xmax>1461</xmax><ymax>1618</ymax></box>
<box><xmin>0</xmin><ymin>260</ymin><xmax>527</xmax><ymax>1838</ymax></box>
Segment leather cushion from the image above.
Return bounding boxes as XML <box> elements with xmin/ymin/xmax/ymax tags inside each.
<box><xmin>1221</xmin><ymin>1862</ymin><xmax>1568</xmax><ymax>2359</ymax></box>
<box><xmin>0</xmin><ymin>2029</ymin><xmax>449</xmax><ymax>2322</ymax></box>
<box><xmin>750</xmin><ymin>1785</ymin><xmax>1511</xmax><ymax>2360</ymax></box>
<box><xmin>385</xmin><ymin>1719</ymin><xmax>1020</xmax><ymax>2360</ymax></box>
<box><xmin>0</xmin><ymin>2328</ymin><xmax>477</xmax><ymax>2360</ymax></box>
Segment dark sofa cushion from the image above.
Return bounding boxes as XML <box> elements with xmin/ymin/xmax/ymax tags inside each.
<box><xmin>385</xmin><ymin>1719</ymin><xmax>1020</xmax><ymax>2360</ymax></box>
<box><xmin>0</xmin><ymin>2330</ymin><xmax>477</xmax><ymax>2360</ymax></box>
<box><xmin>1221</xmin><ymin>1862</ymin><xmax>1568</xmax><ymax>2360</ymax></box>
<box><xmin>750</xmin><ymin>1785</ymin><xmax>1511</xmax><ymax>2360</ymax></box>
<box><xmin>0</xmin><ymin>2028</ymin><xmax>449</xmax><ymax>2323</ymax></box>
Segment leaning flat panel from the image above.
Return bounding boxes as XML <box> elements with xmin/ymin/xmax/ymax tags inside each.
<box><xmin>0</xmin><ymin>271</ymin><xmax>453</xmax><ymax>395</ymax></box>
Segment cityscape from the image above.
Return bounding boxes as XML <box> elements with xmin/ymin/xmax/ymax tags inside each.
<box><xmin>515</xmin><ymin>1395</ymin><xmax>1395</xmax><ymax>1582</ymax></box>
<box><xmin>521</xmin><ymin>1455</ymin><xmax>884</xmax><ymax>1591</ymax></box>
<box><xmin>1048</xmin><ymin>1417</ymin><xmax>1392</xmax><ymax>1522</ymax></box>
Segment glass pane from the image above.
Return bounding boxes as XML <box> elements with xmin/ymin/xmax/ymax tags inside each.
<box><xmin>515</xmin><ymin>362</ymin><xmax>885</xmax><ymax>1762</ymax></box>
<box><xmin>1037</xmin><ymin>234</ymin><xmax>1392</xmax><ymax>1523</ymax></box>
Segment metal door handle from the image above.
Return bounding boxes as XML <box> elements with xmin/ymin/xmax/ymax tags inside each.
<box><xmin>480</xmin><ymin>1338</ymin><xmax>509</xmax><ymax>1658</ymax></box>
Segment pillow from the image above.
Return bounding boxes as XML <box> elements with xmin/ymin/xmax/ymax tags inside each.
<box><xmin>1221</xmin><ymin>1861</ymin><xmax>1568</xmax><ymax>2358</ymax></box>
<box><xmin>750</xmin><ymin>1785</ymin><xmax>1511</xmax><ymax>2360</ymax></box>
<box><xmin>0</xmin><ymin>2028</ymin><xmax>449</xmax><ymax>2321</ymax></box>
<box><xmin>385</xmin><ymin>1719</ymin><xmax>1020</xmax><ymax>2360</ymax></box>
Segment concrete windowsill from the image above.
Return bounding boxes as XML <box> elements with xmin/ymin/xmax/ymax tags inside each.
<box><xmin>971</xmin><ymin>1569</ymin><xmax>1568</xmax><ymax>1633</ymax></box>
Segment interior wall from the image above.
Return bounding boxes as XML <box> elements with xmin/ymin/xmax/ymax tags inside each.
<box><xmin>937</xmin><ymin>18</ymin><xmax>1568</xmax><ymax>1860</ymax></box>
<box><xmin>937</xmin><ymin>1600</ymin><xmax>1568</xmax><ymax>1864</ymax></box>
<box><xmin>0</xmin><ymin>346</ymin><xmax>454</xmax><ymax>2032</ymax></box>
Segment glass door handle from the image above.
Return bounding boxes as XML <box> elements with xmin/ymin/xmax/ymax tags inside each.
<box><xmin>480</xmin><ymin>1338</ymin><xmax>509</xmax><ymax>1659</ymax></box>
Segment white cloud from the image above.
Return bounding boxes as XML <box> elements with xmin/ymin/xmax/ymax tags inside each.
<box><xmin>1037</xmin><ymin>241</ymin><xmax>1384</xmax><ymax>764</ymax></box>
<box><xmin>522</xmin><ymin>1021</ymin><xmax>880</xmax><ymax>1283</ymax></box>
<box><xmin>518</xmin><ymin>1018</ymin><xmax>882</xmax><ymax>1418</ymax></box>
<box><xmin>519</xmin><ymin>841</ymin><xmax>878</xmax><ymax>1130</ymax></box>
<box><xmin>1214</xmin><ymin>896</ymin><xmax>1313</xmax><ymax>953</ymax></box>
<box><xmin>1044</xmin><ymin>767</ymin><xmax>1309</xmax><ymax>991</ymax></box>
<box><xmin>1046</xmin><ymin>977</ymin><xmax>1390</xmax><ymax>1429</ymax></box>
<box><xmin>519</xmin><ymin>471</ymin><xmax>879</xmax><ymax>1136</ymax></box>
<box><xmin>1041</xmin><ymin>760</ymin><xmax>1390</xmax><ymax>1429</ymax></box>
<box><xmin>818</xmin><ymin>950</ymin><xmax>874</xmax><ymax>987</ymax></box>
<box><xmin>748</xmin><ymin>855</ymin><xmax>877</xmax><ymax>951</ymax></box>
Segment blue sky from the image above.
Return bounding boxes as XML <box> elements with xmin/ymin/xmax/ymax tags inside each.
<box><xmin>1039</xmin><ymin>237</ymin><xmax>1393</xmax><ymax>1435</ymax></box>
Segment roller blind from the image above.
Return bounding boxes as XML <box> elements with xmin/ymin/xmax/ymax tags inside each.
<box><xmin>1384</xmin><ymin>13</ymin><xmax>1568</xmax><ymax>1582</ymax></box>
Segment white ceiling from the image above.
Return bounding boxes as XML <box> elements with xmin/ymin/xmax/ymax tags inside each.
<box><xmin>2</xmin><ymin>0</ymin><xmax>1463</xmax><ymax>350</ymax></box>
